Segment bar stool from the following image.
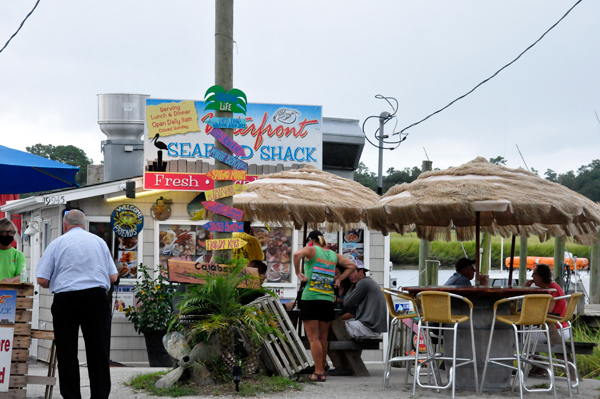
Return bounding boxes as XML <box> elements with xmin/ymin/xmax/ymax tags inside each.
<box><xmin>381</xmin><ymin>289</ymin><xmax>426</xmax><ymax>389</ymax></box>
<box><xmin>532</xmin><ymin>292</ymin><xmax>582</xmax><ymax>397</ymax></box>
<box><xmin>412</xmin><ymin>291</ymin><xmax>478</xmax><ymax>399</ymax></box>
<box><xmin>480</xmin><ymin>294</ymin><xmax>557</xmax><ymax>399</ymax></box>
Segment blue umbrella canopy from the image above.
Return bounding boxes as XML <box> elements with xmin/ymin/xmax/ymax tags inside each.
<box><xmin>0</xmin><ymin>145</ymin><xmax>79</xmax><ymax>194</ymax></box>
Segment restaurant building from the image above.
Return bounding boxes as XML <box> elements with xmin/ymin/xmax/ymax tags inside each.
<box><xmin>1</xmin><ymin>94</ymin><xmax>390</xmax><ymax>364</ymax></box>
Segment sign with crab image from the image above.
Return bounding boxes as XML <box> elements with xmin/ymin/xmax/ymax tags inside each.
<box><xmin>111</xmin><ymin>204</ymin><xmax>144</xmax><ymax>237</ymax></box>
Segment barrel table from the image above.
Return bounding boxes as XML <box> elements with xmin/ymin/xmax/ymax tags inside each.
<box><xmin>402</xmin><ymin>285</ymin><xmax>555</xmax><ymax>392</ymax></box>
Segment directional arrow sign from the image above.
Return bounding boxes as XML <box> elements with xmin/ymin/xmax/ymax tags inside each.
<box><xmin>202</xmin><ymin>221</ymin><xmax>244</xmax><ymax>233</ymax></box>
<box><xmin>202</xmin><ymin>200</ymin><xmax>244</xmax><ymax>220</ymax></box>
<box><xmin>206</xmin><ymin>117</ymin><xmax>247</xmax><ymax>129</ymax></box>
<box><xmin>207</xmin><ymin>170</ymin><xmax>247</xmax><ymax>181</ymax></box>
<box><xmin>210</xmin><ymin>148</ymin><xmax>248</xmax><ymax>170</ymax></box>
<box><xmin>209</xmin><ymin>128</ymin><xmax>246</xmax><ymax>157</ymax></box>
<box><xmin>204</xmin><ymin>184</ymin><xmax>247</xmax><ymax>201</ymax></box>
<box><xmin>206</xmin><ymin>238</ymin><xmax>247</xmax><ymax>251</ymax></box>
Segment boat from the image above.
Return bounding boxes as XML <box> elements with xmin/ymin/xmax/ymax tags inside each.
<box><xmin>504</xmin><ymin>252</ymin><xmax>588</xmax><ymax>271</ymax></box>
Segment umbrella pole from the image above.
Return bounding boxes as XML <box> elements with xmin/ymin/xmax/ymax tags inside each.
<box><xmin>508</xmin><ymin>235</ymin><xmax>516</xmax><ymax>287</ymax></box>
<box><xmin>475</xmin><ymin>212</ymin><xmax>481</xmax><ymax>281</ymax></box>
<box><xmin>301</xmin><ymin>222</ymin><xmax>308</xmax><ymax>274</ymax></box>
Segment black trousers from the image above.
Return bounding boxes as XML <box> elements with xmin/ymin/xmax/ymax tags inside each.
<box><xmin>51</xmin><ymin>287</ymin><xmax>111</xmax><ymax>399</ymax></box>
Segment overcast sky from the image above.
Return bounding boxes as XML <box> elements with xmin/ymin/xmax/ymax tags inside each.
<box><xmin>1</xmin><ymin>1</ymin><xmax>599</xmax><ymax>178</ymax></box>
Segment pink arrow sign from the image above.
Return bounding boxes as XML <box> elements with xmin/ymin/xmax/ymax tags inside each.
<box><xmin>202</xmin><ymin>201</ymin><xmax>244</xmax><ymax>221</ymax></box>
<box><xmin>202</xmin><ymin>221</ymin><xmax>244</xmax><ymax>233</ymax></box>
<box><xmin>209</xmin><ymin>128</ymin><xmax>246</xmax><ymax>157</ymax></box>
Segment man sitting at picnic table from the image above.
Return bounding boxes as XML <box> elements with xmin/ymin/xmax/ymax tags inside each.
<box><xmin>444</xmin><ymin>257</ymin><xmax>476</xmax><ymax>286</ymax></box>
<box><xmin>328</xmin><ymin>262</ymin><xmax>387</xmax><ymax>376</ymax></box>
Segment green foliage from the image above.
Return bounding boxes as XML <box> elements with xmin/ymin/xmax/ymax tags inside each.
<box><xmin>125</xmin><ymin>368</ymin><xmax>301</xmax><ymax>397</ymax></box>
<box><xmin>571</xmin><ymin>324</ymin><xmax>600</xmax><ymax>379</ymax></box>
<box><xmin>489</xmin><ymin>156</ymin><xmax>507</xmax><ymax>165</ymax></box>
<box><xmin>554</xmin><ymin>159</ymin><xmax>600</xmax><ymax>202</ymax></box>
<box><xmin>175</xmin><ymin>262</ymin><xmax>281</xmax><ymax>346</ymax></box>
<box><xmin>390</xmin><ymin>233</ymin><xmax>590</xmax><ymax>267</ymax></box>
<box><xmin>26</xmin><ymin>143</ymin><xmax>92</xmax><ymax>186</ymax></box>
<box><xmin>125</xmin><ymin>264</ymin><xmax>178</xmax><ymax>333</ymax></box>
<box><xmin>354</xmin><ymin>162</ymin><xmax>421</xmax><ymax>193</ymax></box>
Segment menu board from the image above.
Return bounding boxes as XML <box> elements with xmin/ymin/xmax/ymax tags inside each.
<box><xmin>112</xmin><ymin>286</ymin><xmax>135</xmax><ymax>319</ymax></box>
<box><xmin>342</xmin><ymin>229</ymin><xmax>364</xmax><ymax>263</ymax></box>
<box><xmin>158</xmin><ymin>224</ymin><xmax>214</xmax><ymax>269</ymax></box>
<box><xmin>116</xmin><ymin>235</ymin><xmax>139</xmax><ymax>279</ymax></box>
<box><xmin>254</xmin><ymin>226</ymin><xmax>292</xmax><ymax>284</ymax></box>
<box><xmin>322</xmin><ymin>231</ymin><xmax>339</xmax><ymax>253</ymax></box>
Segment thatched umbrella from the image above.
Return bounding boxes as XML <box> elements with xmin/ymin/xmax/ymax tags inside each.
<box><xmin>233</xmin><ymin>165</ymin><xmax>379</xmax><ymax>233</ymax></box>
<box><xmin>367</xmin><ymin>157</ymin><xmax>600</xmax><ymax>282</ymax></box>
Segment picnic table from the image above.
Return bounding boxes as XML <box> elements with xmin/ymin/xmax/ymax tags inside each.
<box><xmin>402</xmin><ymin>285</ymin><xmax>555</xmax><ymax>391</ymax></box>
<box><xmin>286</xmin><ymin>309</ymin><xmax>382</xmax><ymax>377</ymax></box>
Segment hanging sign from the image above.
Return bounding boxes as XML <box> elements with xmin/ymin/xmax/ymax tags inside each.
<box><xmin>111</xmin><ymin>204</ymin><xmax>144</xmax><ymax>237</ymax></box>
<box><xmin>202</xmin><ymin>221</ymin><xmax>244</xmax><ymax>233</ymax></box>
<box><xmin>167</xmin><ymin>259</ymin><xmax>258</xmax><ymax>287</ymax></box>
<box><xmin>204</xmin><ymin>85</ymin><xmax>248</xmax><ymax>115</ymax></box>
<box><xmin>202</xmin><ymin>200</ymin><xmax>243</xmax><ymax>221</ymax></box>
<box><xmin>206</xmin><ymin>169</ymin><xmax>247</xmax><ymax>181</ymax></box>
<box><xmin>209</xmin><ymin>128</ymin><xmax>246</xmax><ymax>157</ymax></box>
<box><xmin>206</xmin><ymin>117</ymin><xmax>247</xmax><ymax>129</ymax></box>
<box><xmin>210</xmin><ymin>148</ymin><xmax>249</xmax><ymax>170</ymax></box>
<box><xmin>0</xmin><ymin>290</ymin><xmax>17</xmax><ymax>324</ymax></box>
<box><xmin>206</xmin><ymin>238</ymin><xmax>247</xmax><ymax>251</ymax></box>
<box><xmin>0</xmin><ymin>327</ymin><xmax>13</xmax><ymax>392</ymax></box>
<box><xmin>204</xmin><ymin>184</ymin><xmax>247</xmax><ymax>201</ymax></box>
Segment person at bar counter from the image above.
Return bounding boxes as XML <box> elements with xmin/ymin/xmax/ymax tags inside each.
<box><xmin>294</xmin><ymin>230</ymin><xmax>357</xmax><ymax>382</ymax></box>
<box><xmin>444</xmin><ymin>257</ymin><xmax>476</xmax><ymax>286</ymax></box>
<box><xmin>232</xmin><ymin>222</ymin><xmax>264</xmax><ymax>262</ymax></box>
<box><xmin>0</xmin><ymin>218</ymin><xmax>25</xmax><ymax>283</ymax></box>
<box><xmin>525</xmin><ymin>263</ymin><xmax>569</xmax><ymax>342</ymax></box>
<box><xmin>36</xmin><ymin>210</ymin><xmax>118</xmax><ymax>399</ymax></box>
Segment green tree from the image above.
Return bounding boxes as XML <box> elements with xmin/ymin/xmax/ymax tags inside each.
<box><xmin>383</xmin><ymin>166</ymin><xmax>421</xmax><ymax>191</ymax></box>
<box><xmin>489</xmin><ymin>156</ymin><xmax>507</xmax><ymax>165</ymax></box>
<box><xmin>354</xmin><ymin>162</ymin><xmax>377</xmax><ymax>192</ymax></box>
<box><xmin>26</xmin><ymin>144</ymin><xmax>92</xmax><ymax>186</ymax></box>
<box><xmin>544</xmin><ymin>169</ymin><xmax>558</xmax><ymax>182</ymax></box>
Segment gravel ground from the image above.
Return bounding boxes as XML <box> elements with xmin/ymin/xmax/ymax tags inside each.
<box><xmin>24</xmin><ymin>362</ymin><xmax>600</xmax><ymax>399</ymax></box>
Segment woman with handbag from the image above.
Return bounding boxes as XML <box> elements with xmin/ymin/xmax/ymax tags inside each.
<box><xmin>293</xmin><ymin>230</ymin><xmax>357</xmax><ymax>382</ymax></box>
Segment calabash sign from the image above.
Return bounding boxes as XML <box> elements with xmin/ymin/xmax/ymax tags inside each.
<box><xmin>111</xmin><ymin>204</ymin><xmax>144</xmax><ymax>237</ymax></box>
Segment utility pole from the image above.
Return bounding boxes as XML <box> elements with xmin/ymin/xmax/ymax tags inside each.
<box><xmin>213</xmin><ymin>0</ymin><xmax>234</xmax><ymax>260</ymax></box>
<box><xmin>377</xmin><ymin>112</ymin><xmax>390</xmax><ymax>195</ymax></box>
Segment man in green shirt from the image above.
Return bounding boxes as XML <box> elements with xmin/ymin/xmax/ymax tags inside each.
<box><xmin>0</xmin><ymin>218</ymin><xmax>25</xmax><ymax>282</ymax></box>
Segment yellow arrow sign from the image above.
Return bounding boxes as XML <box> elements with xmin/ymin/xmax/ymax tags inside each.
<box><xmin>206</xmin><ymin>238</ymin><xmax>247</xmax><ymax>251</ymax></box>
<box><xmin>204</xmin><ymin>184</ymin><xmax>248</xmax><ymax>201</ymax></box>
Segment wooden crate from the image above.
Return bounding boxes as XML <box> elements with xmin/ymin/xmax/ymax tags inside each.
<box><xmin>250</xmin><ymin>296</ymin><xmax>312</xmax><ymax>378</ymax></box>
<box><xmin>0</xmin><ymin>283</ymin><xmax>33</xmax><ymax>399</ymax></box>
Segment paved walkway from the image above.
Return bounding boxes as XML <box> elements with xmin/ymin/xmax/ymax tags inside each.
<box><xmin>24</xmin><ymin>362</ymin><xmax>600</xmax><ymax>398</ymax></box>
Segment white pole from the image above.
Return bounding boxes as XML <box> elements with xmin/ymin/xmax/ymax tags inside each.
<box><xmin>500</xmin><ymin>237</ymin><xmax>504</xmax><ymax>272</ymax></box>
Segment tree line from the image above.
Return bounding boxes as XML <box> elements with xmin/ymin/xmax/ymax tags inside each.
<box><xmin>355</xmin><ymin>156</ymin><xmax>600</xmax><ymax>202</ymax></box>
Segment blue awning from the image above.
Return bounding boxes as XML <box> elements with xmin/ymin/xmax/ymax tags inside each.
<box><xmin>0</xmin><ymin>144</ymin><xmax>79</xmax><ymax>194</ymax></box>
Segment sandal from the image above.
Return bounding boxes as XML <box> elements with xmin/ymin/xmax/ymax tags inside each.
<box><xmin>307</xmin><ymin>373</ymin><xmax>327</xmax><ymax>382</ymax></box>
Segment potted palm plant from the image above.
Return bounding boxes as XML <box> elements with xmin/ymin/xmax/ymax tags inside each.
<box><xmin>125</xmin><ymin>263</ymin><xmax>178</xmax><ymax>366</ymax></box>
<box><xmin>175</xmin><ymin>260</ymin><xmax>282</xmax><ymax>376</ymax></box>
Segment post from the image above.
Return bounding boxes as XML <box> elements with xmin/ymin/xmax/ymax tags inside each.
<box><xmin>554</xmin><ymin>236</ymin><xmax>566</xmax><ymax>289</ymax></box>
<box><xmin>508</xmin><ymin>235</ymin><xmax>516</xmax><ymax>287</ymax></box>
<box><xmin>377</xmin><ymin>112</ymin><xmax>389</xmax><ymax>196</ymax></box>
<box><xmin>480</xmin><ymin>232</ymin><xmax>491</xmax><ymax>275</ymax></box>
<box><xmin>590</xmin><ymin>232</ymin><xmax>600</xmax><ymax>304</ymax></box>
<box><xmin>213</xmin><ymin>0</ymin><xmax>234</xmax><ymax>260</ymax></box>
<box><xmin>418</xmin><ymin>160</ymin><xmax>433</xmax><ymax>286</ymax></box>
<box><xmin>425</xmin><ymin>260</ymin><xmax>439</xmax><ymax>286</ymax></box>
<box><xmin>519</xmin><ymin>236</ymin><xmax>528</xmax><ymax>286</ymax></box>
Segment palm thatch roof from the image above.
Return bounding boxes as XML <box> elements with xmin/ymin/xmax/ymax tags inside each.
<box><xmin>367</xmin><ymin>157</ymin><xmax>600</xmax><ymax>244</ymax></box>
<box><xmin>232</xmin><ymin>165</ymin><xmax>379</xmax><ymax>232</ymax></box>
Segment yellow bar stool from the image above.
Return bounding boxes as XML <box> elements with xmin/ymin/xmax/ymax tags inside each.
<box><xmin>381</xmin><ymin>289</ymin><xmax>426</xmax><ymax>389</ymax></box>
<box><xmin>532</xmin><ymin>292</ymin><xmax>582</xmax><ymax>397</ymax></box>
<box><xmin>480</xmin><ymin>294</ymin><xmax>557</xmax><ymax>399</ymax></box>
<box><xmin>411</xmin><ymin>291</ymin><xmax>478</xmax><ymax>399</ymax></box>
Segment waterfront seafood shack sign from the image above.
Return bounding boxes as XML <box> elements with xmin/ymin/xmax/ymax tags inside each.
<box><xmin>143</xmin><ymin>98</ymin><xmax>322</xmax><ymax>190</ymax></box>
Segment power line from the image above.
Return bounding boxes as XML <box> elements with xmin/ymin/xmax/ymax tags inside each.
<box><xmin>396</xmin><ymin>0</ymin><xmax>583</xmax><ymax>139</ymax></box>
<box><xmin>0</xmin><ymin>0</ymin><xmax>41</xmax><ymax>55</ymax></box>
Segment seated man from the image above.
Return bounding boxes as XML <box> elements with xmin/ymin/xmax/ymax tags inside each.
<box><xmin>444</xmin><ymin>258</ymin><xmax>476</xmax><ymax>286</ymax></box>
<box><xmin>342</xmin><ymin>263</ymin><xmax>387</xmax><ymax>338</ymax></box>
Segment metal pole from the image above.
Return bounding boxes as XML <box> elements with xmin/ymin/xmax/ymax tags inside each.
<box><xmin>518</xmin><ymin>236</ymin><xmax>528</xmax><ymax>286</ymax></box>
<box><xmin>418</xmin><ymin>160</ymin><xmax>433</xmax><ymax>286</ymax></box>
<box><xmin>590</xmin><ymin>231</ymin><xmax>600</xmax><ymax>304</ymax></box>
<box><xmin>475</xmin><ymin>212</ymin><xmax>480</xmax><ymax>284</ymax></box>
<box><xmin>377</xmin><ymin>112</ymin><xmax>389</xmax><ymax>196</ymax></box>
<box><xmin>508</xmin><ymin>235</ymin><xmax>516</xmax><ymax>287</ymax></box>
<box><xmin>214</xmin><ymin>0</ymin><xmax>234</xmax><ymax>260</ymax></box>
<box><xmin>554</xmin><ymin>236</ymin><xmax>566</xmax><ymax>289</ymax></box>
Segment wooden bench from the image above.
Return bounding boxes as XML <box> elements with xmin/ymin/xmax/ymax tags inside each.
<box><xmin>534</xmin><ymin>341</ymin><xmax>597</xmax><ymax>356</ymax></box>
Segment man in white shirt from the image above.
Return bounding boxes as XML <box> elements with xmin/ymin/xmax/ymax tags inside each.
<box><xmin>37</xmin><ymin>210</ymin><xmax>118</xmax><ymax>399</ymax></box>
